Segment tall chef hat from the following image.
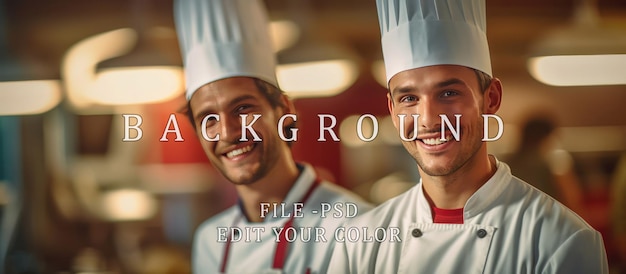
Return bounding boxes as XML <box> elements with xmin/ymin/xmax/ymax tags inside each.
<box><xmin>376</xmin><ymin>0</ymin><xmax>492</xmax><ymax>85</ymax></box>
<box><xmin>174</xmin><ymin>0</ymin><xmax>278</xmax><ymax>100</ymax></box>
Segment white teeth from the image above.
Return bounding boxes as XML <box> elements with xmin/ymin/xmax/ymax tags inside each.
<box><xmin>226</xmin><ymin>145</ymin><xmax>254</xmax><ymax>158</ymax></box>
<box><xmin>422</xmin><ymin>135</ymin><xmax>452</xmax><ymax>146</ymax></box>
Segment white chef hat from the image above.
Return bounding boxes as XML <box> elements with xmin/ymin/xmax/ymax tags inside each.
<box><xmin>174</xmin><ymin>0</ymin><xmax>278</xmax><ymax>100</ymax></box>
<box><xmin>376</xmin><ymin>0</ymin><xmax>492</xmax><ymax>85</ymax></box>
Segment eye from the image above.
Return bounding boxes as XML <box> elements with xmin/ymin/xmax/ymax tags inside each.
<box><xmin>441</xmin><ymin>90</ymin><xmax>458</xmax><ymax>98</ymax></box>
<box><xmin>198</xmin><ymin>115</ymin><xmax>219</xmax><ymax>128</ymax></box>
<box><xmin>235</xmin><ymin>104</ymin><xmax>253</xmax><ymax>113</ymax></box>
<box><xmin>399</xmin><ymin>95</ymin><xmax>417</xmax><ymax>103</ymax></box>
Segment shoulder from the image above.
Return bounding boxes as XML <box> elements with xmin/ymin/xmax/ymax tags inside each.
<box><xmin>483</xmin><ymin>174</ymin><xmax>608</xmax><ymax>271</ymax></box>
<box><xmin>541</xmin><ymin>226</ymin><xmax>608</xmax><ymax>273</ymax></box>
<box><xmin>509</xmin><ymin>176</ymin><xmax>591</xmax><ymax>231</ymax></box>
<box><xmin>191</xmin><ymin>206</ymin><xmax>238</xmax><ymax>271</ymax></box>
<box><xmin>194</xmin><ymin>206</ymin><xmax>238</xmax><ymax>242</ymax></box>
<box><xmin>503</xmin><ymin>176</ymin><xmax>604</xmax><ymax>255</ymax></box>
<box><xmin>327</xmin><ymin>187</ymin><xmax>417</xmax><ymax>273</ymax></box>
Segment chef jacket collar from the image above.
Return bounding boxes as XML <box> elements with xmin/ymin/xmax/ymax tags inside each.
<box><xmin>416</xmin><ymin>156</ymin><xmax>510</xmax><ymax>222</ymax></box>
<box><xmin>464</xmin><ymin>156</ymin><xmax>510</xmax><ymax>219</ymax></box>
<box><xmin>416</xmin><ymin>185</ymin><xmax>433</xmax><ymax>223</ymax></box>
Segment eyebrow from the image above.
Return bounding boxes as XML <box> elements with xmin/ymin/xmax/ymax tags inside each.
<box><xmin>194</xmin><ymin>109</ymin><xmax>215</xmax><ymax>123</ymax></box>
<box><xmin>391</xmin><ymin>85</ymin><xmax>415</xmax><ymax>96</ymax></box>
<box><xmin>227</xmin><ymin>94</ymin><xmax>257</xmax><ymax>108</ymax></box>
<box><xmin>391</xmin><ymin>77</ymin><xmax>467</xmax><ymax>96</ymax></box>
<box><xmin>435</xmin><ymin>78</ymin><xmax>466</xmax><ymax>89</ymax></box>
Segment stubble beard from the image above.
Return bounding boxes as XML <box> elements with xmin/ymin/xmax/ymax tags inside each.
<box><xmin>408</xmin><ymin>126</ymin><xmax>484</xmax><ymax>178</ymax></box>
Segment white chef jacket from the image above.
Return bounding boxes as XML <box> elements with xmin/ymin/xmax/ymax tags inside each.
<box><xmin>193</xmin><ymin>164</ymin><xmax>373</xmax><ymax>274</ymax></box>
<box><xmin>328</xmin><ymin>158</ymin><xmax>609</xmax><ymax>274</ymax></box>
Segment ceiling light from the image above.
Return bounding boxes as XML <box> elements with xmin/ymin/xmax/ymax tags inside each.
<box><xmin>274</xmin><ymin>1</ymin><xmax>360</xmax><ymax>98</ymax></box>
<box><xmin>62</xmin><ymin>28</ymin><xmax>135</xmax><ymax>109</ymax></box>
<box><xmin>269</xmin><ymin>20</ymin><xmax>300</xmax><ymax>52</ymax></box>
<box><xmin>91</xmin><ymin>66</ymin><xmax>183</xmax><ymax>105</ymax></box>
<box><xmin>277</xmin><ymin>40</ymin><xmax>359</xmax><ymax>98</ymax></box>
<box><xmin>527</xmin><ymin>0</ymin><xmax>626</xmax><ymax>86</ymax></box>
<box><xmin>277</xmin><ymin>59</ymin><xmax>358</xmax><ymax>98</ymax></box>
<box><xmin>63</xmin><ymin>28</ymin><xmax>183</xmax><ymax>111</ymax></box>
<box><xmin>0</xmin><ymin>47</ymin><xmax>62</xmax><ymax>116</ymax></box>
<box><xmin>95</xmin><ymin>25</ymin><xmax>183</xmax><ymax>104</ymax></box>
<box><xmin>528</xmin><ymin>54</ymin><xmax>626</xmax><ymax>86</ymax></box>
<box><xmin>0</xmin><ymin>3</ymin><xmax>61</xmax><ymax>116</ymax></box>
<box><xmin>0</xmin><ymin>80</ymin><xmax>62</xmax><ymax>115</ymax></box>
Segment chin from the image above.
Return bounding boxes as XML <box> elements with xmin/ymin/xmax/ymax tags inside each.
<box><xmin>421</xmin><ymin>167</ymin><xmax>455</xmax><ymax>177</ymax></box>
<box><xmin>417</xmin><ymin>159</ymin><xmax>457</xmax><ymax>176</ymax></box>
<box><xmin>226</xmin><ymin>168</ymin><xmax>266</xmax><ymax>185</ymax></box>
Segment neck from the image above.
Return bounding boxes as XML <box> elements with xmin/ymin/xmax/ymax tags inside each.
<box><xmin>421</xmin><ymin>148</ymin><xmax>497</xmax><ymax>209</ymax></box>
<box><xmin>236</xmin><ymin>156</ymin><xmax>300</xmax><ymax>222</ymax></box>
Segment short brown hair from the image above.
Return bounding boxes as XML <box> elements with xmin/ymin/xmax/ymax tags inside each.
<box><xmin>474</xmin><ymin>69</ymin><xmax>492</xmax><ymax>93</ymax></box>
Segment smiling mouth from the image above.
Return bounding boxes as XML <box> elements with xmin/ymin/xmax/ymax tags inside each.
<box><xmin>420</xmin><ymin>135</ymin><xmax>453</xmax><ymax>146</ymax></box>
<box><xmin>224</xmin><ymin>144</ymin><xmax>256</xmax><ymax>159</ymax></box>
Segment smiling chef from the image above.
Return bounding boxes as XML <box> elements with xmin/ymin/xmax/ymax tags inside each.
<box><xmin>328</xmin><ymin>0</ymin><xmax>609</xmax><ymax>273</ymax></box>
<box><xmin>173</xmin><ymin>0</ymin><xmax>372</xmax><ymax>273</ymax></box>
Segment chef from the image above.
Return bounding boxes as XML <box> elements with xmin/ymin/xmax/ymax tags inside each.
<box><xmin>328</xmin><ymin>0</ymin><xmax>609</xmax><ymax>273</ymax></box>
<box><xmin>173</xmin><ymin>0</ymin><xmax>372</xmax><ymax>273</ymax></box>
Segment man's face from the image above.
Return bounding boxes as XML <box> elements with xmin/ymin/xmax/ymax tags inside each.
<box><xmin>189</xmin><ymin>77</ymin><xmax>289</xmax><ymax>185</ymax></box>
<box><xmin>387</xmin><ymin>65</ymin><xmax>500</xmax><ymax>177</ymax></box>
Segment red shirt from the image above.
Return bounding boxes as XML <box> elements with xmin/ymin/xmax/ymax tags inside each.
<box><xmin>432</xmin><ymin>206</ymin><xmax>464</xmax><ymax>224</ymax></box>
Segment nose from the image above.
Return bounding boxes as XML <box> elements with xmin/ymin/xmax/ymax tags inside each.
<box><xmin>219</xmin><ymin>115</ymin><xmax>242</xmax><ymax>143</ymax></box>
<box><xmin>419</xmin><ymin>98</ymin><xmax>442</xmax><ymax>131</ymax></box>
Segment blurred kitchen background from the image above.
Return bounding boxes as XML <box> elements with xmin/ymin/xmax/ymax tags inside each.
<box><xmin>1</xmin><ymin>0</ymin><xmax>626</xmax><ymax>273</ymax></box>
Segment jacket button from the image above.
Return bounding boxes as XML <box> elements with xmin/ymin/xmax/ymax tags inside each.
<box><xmin>476</xmin><ymin>229</ymin><xmax>487</xmax><ymax>238</ymax></box>
<box><xmin>412</xmin><ymin>228</ymin><xmax>423</xmax><ymax>238</ymax></box>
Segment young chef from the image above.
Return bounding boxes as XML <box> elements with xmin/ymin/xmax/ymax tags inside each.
<box><xmin>328</xmin><ymin>0</ymin><xmax>609</xmax><ymax>272</ymax></box>
<box><xmin>173</xmin><ymin>0</ymin><xmax>372</xmax><ymax>273</ymax></box>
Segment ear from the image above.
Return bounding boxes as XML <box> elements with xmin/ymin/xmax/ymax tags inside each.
<box><xmin>483</xmin><ymin>78</ymin><xmax>502</xmax><ymax>114</ymax></box>
<box><xmin>279</xmin><ymin>93</ymin><xmax>296</xmax><ymax>116</ymax></box>
<box><xmin>278</xmin><ymin>94</ymin><xmax>298</xmax><ymax>142</ymax></box>
<box><xmin>387</xmin><ymin>92</ymin><xmax>399</xmax><ymax>129</ymax></box>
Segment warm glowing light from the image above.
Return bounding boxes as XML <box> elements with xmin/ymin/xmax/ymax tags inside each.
<box><xmin>269</xmin><ymin>20</ymin><xmax>300</xmax><ymax>52</ymax></box>
<box><xmin>62</xmin><ymin>28</ymin><xmax>137</xmax><ymax>108</ymax></box>
<box><xmin>101</xmin><ymin>189</ymin><xmax>157</xmax><ymax>221</ymax></box>
<box><xmin>276</xmin><ymin>60</ymin><xmax>358</xmax><ymax>98</ymax></box>
<box><xmin>379</xmin><ymin>116</ymin><xmax>401</xmax><ymax>145</ymax></box>
<box><xmin>528</xmin><ymin>54</ymin><xmax>626</xmax><ymax>86</ymax></box>
<box><xmin>62</xmin><ymin>28</ymin><xmax>184</xmax><ymax>110</ymax></box>
<box><xmin>91</xmin><ymin>66</ymin><xmax>183</xmax><ymax>105</ymax></box>
<box><xmin>371</xmin><ymin>59</ymin><xmax>388</xmax><ymax>88</ymax></box>
<box><xmin>340</xmin><ymin>115</ymin><xmax>370</xmax><ymax>147</ymax></box>
<box><xmin>0</xmin><ymin>80</ymin><xmax>62</xmax><ymax>115</ymax></box>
